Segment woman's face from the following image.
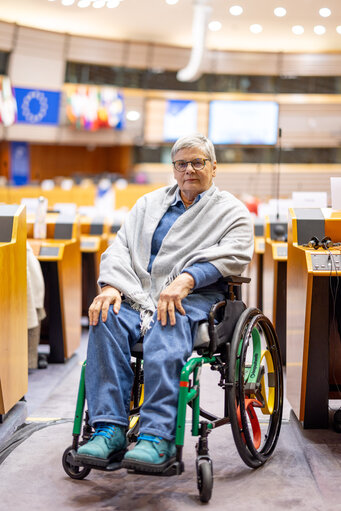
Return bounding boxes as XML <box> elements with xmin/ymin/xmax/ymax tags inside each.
<box><xmin>172</xmin><ymin>147</ymin><xmax>216</xmax><ymax>201</ymax></box>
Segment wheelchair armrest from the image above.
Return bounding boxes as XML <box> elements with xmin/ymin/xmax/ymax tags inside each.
<box><xmin>221</xmin><ymin>275</ymin><xmax>251</xmax><ymax>285</ymax></box>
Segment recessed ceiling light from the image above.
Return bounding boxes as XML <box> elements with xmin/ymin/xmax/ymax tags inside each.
<box><xmin>229</xmin><ymin>5</ymin><xmax>243</xmax><ymax>16</ymax></box>
<box><xmin>337</xmin><ymin>26</ymin><xmax>341</xmax><ymax>34</ymax></box>
<box><xmin>126</xmin><ymin>111</ymin><xmax>141</xmax><ymax>121</ymax></box>
<box><xmin>208</xmin><ymin>21</ymin><xmax>222</xmax><ymax>32</ymax></box>
<box><xmin>250</xmin><ymin>24</ymin><xmax>263</xmax><ymax>34</ymax></box>
<box><xmin>62</xmin><ymin>0</ymin><xmax>75</xmax><ymax>5</ymax></box>
<box><xmin>292</xmin><ymin>25</ymin><xmax>304</xmax><ymax>35</ymax></box>
<box><xmin>166</xmin><ymin>0</ymin><xmax>179</xmax><ymax>5</ymax></box>
<box><xmin>77</xmin><ymin>0</ymin><xmax>91</xmax><ymax>7</ymax></box>
<box><xmin>274</xmin><ymin>7</ymin><xmax>286</xmax><ymax>17</ymax></box>
<box><xmin>107</xmin><ymin>0</ymin><xmax>120</xmax><ymax>6</ymax></box>
<box><xmin>319</xmin><ymin>7</ymin><xmax>331</xmax><ymax>17</ymax></box>
<box><xmin>93</xmin><ymin>0</ymin><xmax>106</xmax><ymax>7</ymax></box>
<box><xmin>314</xmin><ymin>25</ymin><xmax>326</xmax><ymax>35</ymax></box>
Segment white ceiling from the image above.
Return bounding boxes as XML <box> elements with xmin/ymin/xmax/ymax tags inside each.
<box><xmin>1</xmin><ymin>0</ymin><xmax>341</xmax><ymax>53</ymax></box>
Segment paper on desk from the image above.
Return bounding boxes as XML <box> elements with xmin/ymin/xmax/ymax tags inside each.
<box><xmin>330</xmin><ymin>177</ymin><xmax>341</xmax><ymax>210</ymax></box>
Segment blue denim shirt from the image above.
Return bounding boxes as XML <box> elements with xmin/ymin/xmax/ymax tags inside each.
<box><xmin>147</xmin><ymin>188</ymin><xmax>222</xmax><ymax>289</ymax></box>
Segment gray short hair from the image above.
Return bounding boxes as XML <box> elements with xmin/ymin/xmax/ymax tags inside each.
<box><xmin>171</xmin><ymin>134</ymin><xmax>216</xmax><ymax>164</ymax></box>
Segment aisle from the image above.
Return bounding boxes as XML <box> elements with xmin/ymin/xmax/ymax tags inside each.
<box><xmin>0</xmin><ymin>330</ymin><xmax>341</xmax><ymax>511</ymax></box>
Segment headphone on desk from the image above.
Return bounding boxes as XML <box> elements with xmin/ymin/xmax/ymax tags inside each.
<box><xmin>304</xmin><ymin>236</ymin><xmax>341</xmax><ymax>250</ymax></box>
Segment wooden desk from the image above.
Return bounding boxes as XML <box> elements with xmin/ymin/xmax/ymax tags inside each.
<box><xmin>80</xmin><ymin>216</ymin><xmax>109</xmax><ymax>314</ymax></box>
<box><xmin>0</xmin><ymin>205</ymin><xmax>27</xmax><ymax>416</ymax></box>
<box><xmin>262</xmin><ymin>217</ymin><xmax>288</xmax><ymax>365</ymax></box>
<box><xmin>287</xmin><ymin>207</ymin><xmax>341</xmax><ymax>428</ymax></box>
<box><xmin>28</xmin><ymin>214</ymin><xmax>81</xmax><ymax>363</ymax></box>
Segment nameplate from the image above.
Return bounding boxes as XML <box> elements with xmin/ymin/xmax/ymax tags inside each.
<box><xmin>276</xmin><ymin>246</ymin><xmax>287</xmax><ymax>258</ymax></box>
<box><xmin>81</xmin><ymin>241</ymin><xmax>96</xmax><ymax>249</ymax></box>
<box><xmin>39</xmin><ymin>246</ymin><xmax>60</xmax><ymax>257</ymax></box>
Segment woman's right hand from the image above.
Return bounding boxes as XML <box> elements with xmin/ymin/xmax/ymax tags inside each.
<box><xmin>88</xmin><ymin>285</ymin><xmax>122</xmax><ymax>326</ymax></box>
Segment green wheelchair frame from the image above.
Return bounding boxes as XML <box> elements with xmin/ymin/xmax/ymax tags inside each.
<box><xmin>63</xmin><ymin>276</ymin><xmax>283</xmax><ymax>503</ymax></box>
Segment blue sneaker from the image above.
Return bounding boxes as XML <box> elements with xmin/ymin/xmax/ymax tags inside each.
<box><xmin>122</xmin><ymin>434</ymin><xmax>176</xmax><ymax>472</ymax></box>
<box><xmin>76</xmin><ymin>423</ymin><xmax>127</xmax><ymax>467</ymax></box>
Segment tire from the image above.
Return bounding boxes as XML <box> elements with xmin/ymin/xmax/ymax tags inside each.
<box><xmin>197</xmin><ymin>460</ymin><xmax>213</xmax><ymax>503</ymax></box>
<box><xmin>62</xmin><ymin>446</ymin><xmax>91</xmax><ymax>480</ymax></box>
<box><xmin>228</xmin><ymin>308</ymin><xmax>283</xmax><ymax>469</ymax></box>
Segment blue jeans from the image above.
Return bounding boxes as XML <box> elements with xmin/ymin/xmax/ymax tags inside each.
<box><xmin>85</xmin><ymin>291</ymin><xmax>224</xmax><ymax>441</ymax></box>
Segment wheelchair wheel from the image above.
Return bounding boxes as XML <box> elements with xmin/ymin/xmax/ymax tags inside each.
<box><xmin>196</xmin><ymin>460</ymin><xmax>213</xmax><ymax>503</ymax></box>
<box><xmin>228</xmin><ymin>307</ymin><xmax>283</xmax><ymax>469</ymax></box>
<box><xmin>62</xmin><ymin>446</ymin><xmax>91</xmax><ymax>480</ymax></box>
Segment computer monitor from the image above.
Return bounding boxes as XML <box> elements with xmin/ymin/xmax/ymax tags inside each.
<box><xmin>208</xmin><ymin>100</ymin><xmax>279</xmax><ymax>145</ymax></box>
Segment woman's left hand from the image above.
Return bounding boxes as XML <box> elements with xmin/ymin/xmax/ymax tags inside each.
<box><xmin>157</xmin><ymin>273</ymin><xmax>195</xmax><ymax>327</ymax></box>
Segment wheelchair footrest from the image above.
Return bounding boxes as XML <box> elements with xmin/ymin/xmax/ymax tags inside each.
<box><xmin>74</xmin><ymin>448</ymin><xmax>126</xmax><ymax>470</ymax></box>
<box><xmin>122</xmin><ymin>457</ymin><xmax>184</xmax><ymax>476</ymax></box>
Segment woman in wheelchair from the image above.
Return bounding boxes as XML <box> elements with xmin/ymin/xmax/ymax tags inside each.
<box><xmin>76</xmin><ymin>133</ymin><xmax>254</xmax><ymax>472</ymax></box>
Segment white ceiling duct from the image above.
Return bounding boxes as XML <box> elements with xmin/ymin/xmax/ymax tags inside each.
<box><xmin>176</xmin><ymin>0</ymin><xmax>212</xmax><ymax>82</ymax></box>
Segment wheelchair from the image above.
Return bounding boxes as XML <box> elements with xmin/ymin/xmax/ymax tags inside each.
<box><xmin>62</xmin><ymin>276</ymin><xmax>283</xmax><ymax>503</ymax></box>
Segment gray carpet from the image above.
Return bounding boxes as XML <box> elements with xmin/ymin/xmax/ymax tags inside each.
<box><xmin>1</xmin><ymin>332</ymin><xmax>341</xmax><ymax>510</ymax></box>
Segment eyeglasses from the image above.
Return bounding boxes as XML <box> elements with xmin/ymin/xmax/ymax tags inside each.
<box><xmin>172</xmin><ymin>158</ymin><xmax>210</xmax><ymax>172</ymax></box>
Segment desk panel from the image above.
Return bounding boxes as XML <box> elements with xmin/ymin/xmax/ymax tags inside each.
<box><xmin>0</xmin><ymin>205</ymin><xmax>27</xmax><ymax>415</ymax></box>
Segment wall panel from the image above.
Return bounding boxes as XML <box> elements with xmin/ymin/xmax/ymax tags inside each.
<box><xmin>0</xmin><ymin>20</ymin><xmax>15</xmax><ymax>52</ymax></box>
<box><xmin>280</xmin><ymin>53</ymin><xmax>341</xmax><ymax>77</ymax></box>
<box><xmin>29</xmin><ymin>144</ymin><xmax>132</xmax><ymax>180</ymax></box>
<box><xmin>67</xmin><ymin>35</ymin><xmax>125</xmax><ymax>66</ymax></box>
<box><xmin>279</xmin><ymin>103</ymin><xmax>341</xmax><ymax>147</ymax></box>
<box><xmin>151</xmin><ymin>44</ymin><xmax>191</xmax><ymax>71</ymax></box>
<box><xmin>8</xmin><ymin>26</ymin><xmax>65</xmax><ymax>89</ymax></box>
<box><xmin>126</xmin><ymin>42</ymin><xmax>150</xmax><ymax>69</ymax></box>
<box><xmin>212</xmin><ymin>50</ymin><xmax>279</xmax><ymax>76</ymax></box>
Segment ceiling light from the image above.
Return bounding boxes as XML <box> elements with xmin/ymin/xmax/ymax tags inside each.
<box><xmin>166</xmin><ymin>0</ymin><xmax>179</xmax><ymax>5</ymax></box>
<box><xmin>319</xmin><ymin>7</ymin><xmax>331</xmax><ymax>17</ymax></box>
<box><xmin>62</xmin><ymin>0</ymin><xmax>75</xmax><ymax>5</ymax></box>
<box><xmin>250</xmin><ymin>24</ymin><xmax>263</xmax><ymax>34</ymax></box>
<box><xmin>107</xmin><ymin>0</ymin><xmax>120</xmax><ymax>6</ymax></box>
<box><xmin>93</xmin><ymin>0</ymin><xmax>106</xmax><ymax>6</ymax></box>
<box><xmin>292</xmin><ymin>25</ymin><xmax>304</xmax><ymax>35</ymax></box>
<box><xmin>274</xmin><ymin>7</ymin><xmax>286</xmax><ymax>17</ymax></box>
<box><xmin>337</xmin><ymin>26</ymin><xmax>341</xmax><ymax>34</ymax></box>
<box><xmin>126</xmin><ymin>111</ymin><xmax>140</xmax><ymax>121</ymax></box>
<box><xmin>77</xmin><ymin>0</ymin><xmax>91</xmax><ymax>7</ymax></box>
<box><xmin>208</xmin><ymin>21</ymin><xmax>222</xmax><ymax>32</ymax></box>
<box><xmin>229</xmin><ymin>5</ymin><xmax>243</xmax><ymax>16</ymax></box>
<box><xmin>314</xmin><ymin>25</ymin><xmax>326</xmax><ymax>35</ymax></box>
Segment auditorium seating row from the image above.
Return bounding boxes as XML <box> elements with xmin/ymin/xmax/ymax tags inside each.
<box><xmin>0</xmin><ymin>183</ymin><xmax>163</xmax><ymax>210</ymax></box>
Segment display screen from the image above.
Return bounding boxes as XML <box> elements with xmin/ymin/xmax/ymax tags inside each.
<box><xmin>163</xmin><ymin>99</ymin><xmax>198</xmax><ymax>142</ymax></box>
<box><xmin>208</xmin><ymin>100</ymin><xmax>279</xmax><ymax>145</ymax></box>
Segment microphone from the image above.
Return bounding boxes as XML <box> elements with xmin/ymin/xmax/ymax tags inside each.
<box><xmin>275</xmin><ymin>127</ymin><xmax>282</xmax><ymax>221</ymax></box>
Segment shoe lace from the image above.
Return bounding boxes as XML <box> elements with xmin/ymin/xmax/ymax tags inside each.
<box><xmin>138</xmin><ymin>434</ymin><xmax>162</xmax><ymax>444</ymax></box>
<box><xmin>92</xmin><ymin>423</ymin><xmax>118</xmax><ymax>441</ymax></box>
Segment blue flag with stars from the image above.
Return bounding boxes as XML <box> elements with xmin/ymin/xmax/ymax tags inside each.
<box><xmin>14</xmin><ymin>87</ymin><xmax>61</xmax><ymax>125</ymax></box>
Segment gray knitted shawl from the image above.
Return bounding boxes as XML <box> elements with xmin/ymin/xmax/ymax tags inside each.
<box><xmin>99</xmin><ymin>184</ymin><xmax>253</xmax><ymax>330</ymax></box>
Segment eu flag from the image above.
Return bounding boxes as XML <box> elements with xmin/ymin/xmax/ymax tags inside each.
<box><xmin>14</xmin><ymin>88</ymin><xmax>61</xmax><ymax>125</ymax></box>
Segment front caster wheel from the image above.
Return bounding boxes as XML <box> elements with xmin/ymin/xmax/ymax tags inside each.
<box><xmin>197</xmin><ymin>460</ymin><xmax>213</xmax><ymax>503</ymax></box>
<box><xmin>62</xmin><ymin>446</ymin><xmax>91</xmax><ymax>480</ymax></box>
